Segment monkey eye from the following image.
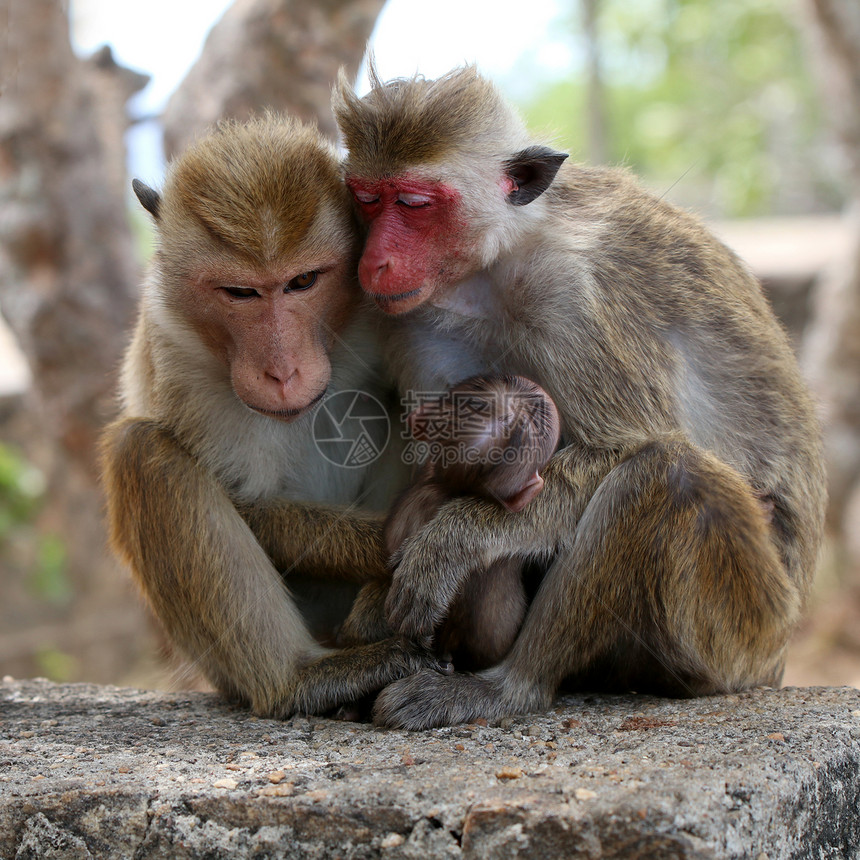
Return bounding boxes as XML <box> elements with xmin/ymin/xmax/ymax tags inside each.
<box><xmin>286</xmin><ymin>271</ymin><xmax>318</xmax><ymax>292</ymax></box>
<box><xmin>222</xmin><ymin>286</ymin><xmax>260</xmax><ymax>299</ymax></box>
<box><xmin>352</xmin><ymin>189</ymin><xmax>379</xmax><ymax>205</ymax></box>
<box><xmin>396</xmin><ymin>192</ymin><xmax>432</xmax><ymax>207</ymax></box>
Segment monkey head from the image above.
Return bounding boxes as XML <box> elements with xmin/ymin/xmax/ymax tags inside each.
<box><xmin>133</xmin><ymin>117</ymin><xmax>360</xmax><ymax>419</ymax></box>
<box><xmin>412</xmin><ymin>375</ymin><xmax>561</xmax><ymax>512</ymax></box>
<box><xmin>333</xmin><ymin>66</ymin><xmax>568</xmax><ymax>314</ymax></box>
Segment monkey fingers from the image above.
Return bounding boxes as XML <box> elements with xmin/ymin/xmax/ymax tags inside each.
<box><xmin>372</xmin><ymin>668</ymin><xmax>540</xmax><ymax>730</ymax></box>
<box><xmin>286</xmin><ymin>638</ymin><xmax>447</xmax><ymax>718</ymax></box>
<box><xmin>382</xmin><ymin>469</ymin><xmax>584</xmax><ymax>641</ymax></box>
<box><xmin>384</xmin><ymin>539</ymin><xmax>464</xmax><ymax>643</ymax></box>
<box><xmin>381</xmin><ymin>495</ymin><xmax>511</xmax><ymax>639</ymax></box>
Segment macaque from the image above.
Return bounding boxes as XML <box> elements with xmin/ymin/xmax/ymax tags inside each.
<box><xmin>101</xmin><ymin>116</ymin><xmax>442</xmax><ymax>719</ymax></box>
<box><xmin>330</xmin><ymin>66</ymin><xmax>828</xmax><ymax>729</ymax></box>
<box><xmin>383</xmin><ymin>374</ymin><xmax>560</xmax><ymax>670</ymax></box>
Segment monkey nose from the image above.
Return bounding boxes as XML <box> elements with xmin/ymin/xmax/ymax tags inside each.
<box><xmin>264</xmin><ymin>367</ymin><xmax>298</xmax><ymax>398</ymax></box>
<box><xmin>358</xmin><ymin>254</ymin><xmax>391</xmax><ymax>291</ymax></box>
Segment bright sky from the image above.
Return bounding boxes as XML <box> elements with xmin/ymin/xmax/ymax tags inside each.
<box><xmin>70</xmin><ymin>0</ymin><xmax>574</xmax><ymax>178</ymax></box>
<box><xmin>358</xmin><ymin>0</ymin><xmax>573</xmax><ymax>95</ymax></box>
<box><xmin>71</xmin><ymin>0</ymin><xmax>572</xmax><ymax>107</ymax></box>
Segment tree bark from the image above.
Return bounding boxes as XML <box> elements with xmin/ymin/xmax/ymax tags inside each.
<box><xmin>0</xmin><ymin>8</ymin><xmax>144</xmax><ymax>468</ymax></box>
<box><xmin>785</xmin><ymin>0</ymin><xmax>860</xmax><ymax>688</ymax></box>
<box><xmin>162</xmin><ymin>0</ymin><xmax>387</xmax><ymax>158</ymax></box>
<box><xmin>801</xmin><ymin>0</ymin><xmax>860</xmax><ymax>561</ymax></box>
<box><xmin>0</xmin><ymin>0</ymin><xmax>154</xmax><ymax>682</ymax></box>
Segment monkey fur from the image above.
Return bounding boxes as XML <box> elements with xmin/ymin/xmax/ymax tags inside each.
<box><xmin>101</xmin><ymin>116</ymin><xmax>441</xmax><ymax>718</ymax></box>
<box><xmin>326</xmin><ymin>66</ymin><xmax>827</xmax><ymax>729</ymax></box>
<box><xmin>382</xmin><ymin>374</ymin><xmax>560</xmax><ymax>670</ymax></box>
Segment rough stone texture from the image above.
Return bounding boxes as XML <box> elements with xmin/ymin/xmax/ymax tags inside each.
<box><xmin>1</xmin><ymin>679</ymin><xmax>858</xmax><ymax>859</ymax></box>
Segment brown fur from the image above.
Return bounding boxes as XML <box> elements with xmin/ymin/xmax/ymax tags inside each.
<box><xmin>102</xmin><ymin>116</ymin><xmax>439</xmax><ymax>718</ymax></box>
<box><xmin>329</xmin><ymin>67</ymin><xmax>827</xmax><ymax>729</ymax></box>
<box><xmin>159</xmin><ymin>117</ymin><xmax>348</xmax><ymax>267</ymax></box>
<box><xmin>408</xmin><ymin>375</ymin><xmax>560</xmax><ymax>506</ymax></box>
<box><xmin>332</xmin><ymin>66</ymin><xmax>511</xmax><ymax>176</ymax></box>
<box><xmin>342</xmin><ymin>375</ymin><xmax>559</xmax><ymax>670</ymax></box>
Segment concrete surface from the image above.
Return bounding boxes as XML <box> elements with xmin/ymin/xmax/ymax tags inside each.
<box><xmin>1</xmin><ymin>678</ymin><xmax>858</xmax><ymax>858</ymax></box>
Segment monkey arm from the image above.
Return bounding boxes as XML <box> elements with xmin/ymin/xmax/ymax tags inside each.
<box><xmin>237</xmin><ymin>499</ymin><xmax>389</xmax><ymax>583</ymax></box>
<box><xmin>385</xmin><ymin>444</ymin><xmax>622</xmax><ymax>641</ymax></box>
<box><xmin>103</xmin><ymin>417</ymin><xmax>326</xmax><ymax>709</ymax></box>
<box><xmin>102</xmin><ymin>418</ymin><xmax>437</xmax><ymax>716</ymax></box>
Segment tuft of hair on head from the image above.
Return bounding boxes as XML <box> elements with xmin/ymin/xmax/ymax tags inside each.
<box><xmin>332</xmin><ymin>61</ymin><xmax>526</xmax><ymax>176</ymax></box>
<box><xmin>156</xmin><ymin>114</ymin><xmax>351</xmax><ymax>265</ymax></box>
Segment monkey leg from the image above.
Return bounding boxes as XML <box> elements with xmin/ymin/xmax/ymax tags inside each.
<box><xmin>373</xmin><ymin>439</ymin><xmax>801</xmax><ymax>729</ymax></box>
<box><xmin>383</xmin><ymin>444</ymin><xmax>619</xmax><ymax>643</ymax></box>
<box><xmin>341</xmin><ymin>562</ymin><xmax>527</xmax><ymax>669</ymax></box>
<box><xmin>437</xmin><ymin>559</ymin><xmax>527</xmax><ymax>671</ymax></box>
<box><xmin>102</xmin><ymin>418</ymin><xmax>441</xmax><ymax>719</ymax></box>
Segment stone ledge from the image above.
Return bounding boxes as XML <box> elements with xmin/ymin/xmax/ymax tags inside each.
<box><xmin>1</xmin><ymin>679</ymin><xmax>858</xmax><ymax>859</ymax></box>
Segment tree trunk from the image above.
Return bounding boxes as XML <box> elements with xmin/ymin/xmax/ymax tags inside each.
<box><xmin>0</xmin><ymin>9</ymin><xmax>144</xmax><ymax>468</ymax></box>
<box><xmin>581</xmin><ymin>0</ymin><xmax>608</xmax><ymax>166</ymax></box>
<box><xmin>801</xmin><ymin>0</ymin><xmax>860</xmax><ymax>561</ymax></box>
<box><xmin>785</xmin><ymin>0</ymin><xmax>860</xmax><ymax>686</ymax></box>
<box><xmin>0</xmin><ymin>0</ymin><xmax>154</xmax><ymax>682</ymax></box>
<box><xmin>162</xmin><ymin>0</ymin><xmax>387</xmax><ymax>158</ymax></box>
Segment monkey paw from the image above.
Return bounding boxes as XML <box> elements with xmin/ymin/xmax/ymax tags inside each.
<box><xmin>284</xmin><ymin>638</ymin><xmax>448</xmax><ymax>718</ymax></box>
<box><xmin>337</xmin><ymin>582</ymin><xmax>392</xmax><ymax>646</ymax></box>
<box><xmin>372</xmin><ymin>670</ymin><xmax>511</xmax><ymax>730</ymax></box>
<box><xmin>384</xmin><ymin>576</ymin><xmax>446</xmax><ymax>644</ymax></box>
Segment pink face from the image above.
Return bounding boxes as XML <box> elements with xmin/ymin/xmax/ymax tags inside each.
<box><xmin>178</xmin><ymin>262</ymin><xmax>355</xmax><ymax>421</ymax></box>
<box><xmin>346</xmin><ymin>175</ymin><xmax>472</xmax><ymax>314</ymax></box>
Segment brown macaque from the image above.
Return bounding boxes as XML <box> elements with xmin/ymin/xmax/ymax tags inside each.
<box><xmin>383</xmin><ymin>374</ymin><xmax>560</xmax><ymax>670</ymax></box>
<box><xmin>101</xmin><ymin>117</ymin><xmax>442</xmax><ymax>719</ymax></box>
<box><xmin>330</xmin><ymin>66</ymin><xmax>828</xmax><ymax>729</ymax></box>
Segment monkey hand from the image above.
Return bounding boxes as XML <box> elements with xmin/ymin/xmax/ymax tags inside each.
<box><xmin>284</xmin><ymin>637</ymin><xmax>453</xmax><ymax>718</ymax></box>
<box><xmin>373</xmin><ymin>668</ymin><xmax>550</xmax><ymax>729</ymax></box>
<box><xmin>383</xmin><ymin>571</ymin><xmax>443</xmax><ymax>647</ymax></box>
<box><xmin>384</xmin><ymin>510</ymin><xmax>481</xmax><ymax>642</ymax></box>
<box><xmin>337</xmin><ymin>580</ymin><xmax>391</xmax><ymax>646</ymax></box>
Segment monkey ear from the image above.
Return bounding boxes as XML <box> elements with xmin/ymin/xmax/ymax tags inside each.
<box><xmin>504</xmin><ymin>146</ymin><xmax>568</xmax><ymax>206</ymax></box>
<box><xmin>132</xmin><ymin>178</ymin><xmax>161</xmax><ymax>220</ymax></box>
<box><xmin>502</xmin><ymin>472</ymin><xmax>545</xmax><ymax>512</ymax></box>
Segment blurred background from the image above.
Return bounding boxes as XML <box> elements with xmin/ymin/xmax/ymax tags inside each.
<box><xmin>1</xmin><ymin>0</ymin><xmax>858</xmax><ymax>692</ymax></box>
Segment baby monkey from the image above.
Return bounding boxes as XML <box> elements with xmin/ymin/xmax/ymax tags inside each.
<box><xmin>385</xmin><ymin>375</ymin><xmax>561</xmax><ymax>670</ymax></box>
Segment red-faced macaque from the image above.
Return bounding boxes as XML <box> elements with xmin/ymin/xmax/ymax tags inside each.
<box><xmin>101</xmin><ymin>117</ymin><xmax>441</xmax><ymax>718</ymax></box>
<box><xmin>383</xmin><ymin>374</ymin><xmax>560</xmax><ymax>670</ymax></box>
<box><xmin>330</xmin><ymin>66</ymin><xmax>828</xmax><ymax>729</ymax></box>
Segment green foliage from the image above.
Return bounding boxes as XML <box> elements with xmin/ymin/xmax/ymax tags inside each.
<box><xmin>36</xmin><ymin>647</ymin><xmax>79</xmax><ymax>682</ymax></box>
<box><xmin>30</xmin><ymin>534</ymin><xmax>71</xmax><ymax>605</ymax></box>
<box><xmin>0</xmin><ymin>443</ymin><xmax>44</xmax><ymax>539</ymax></box>
<box><xmin>518</xmin><ymin>0</ymin><xmax>840</xmax><ymax>218</ymax></box>
<box><xmin>0</xmin><ymin>442</ymin><xmax>71</xmax><ymax>606</ymax></box>
<box><xmin>129</xmin><ymin>202</ymin><xmax>156</xmax><ymax>265</ymax></box>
